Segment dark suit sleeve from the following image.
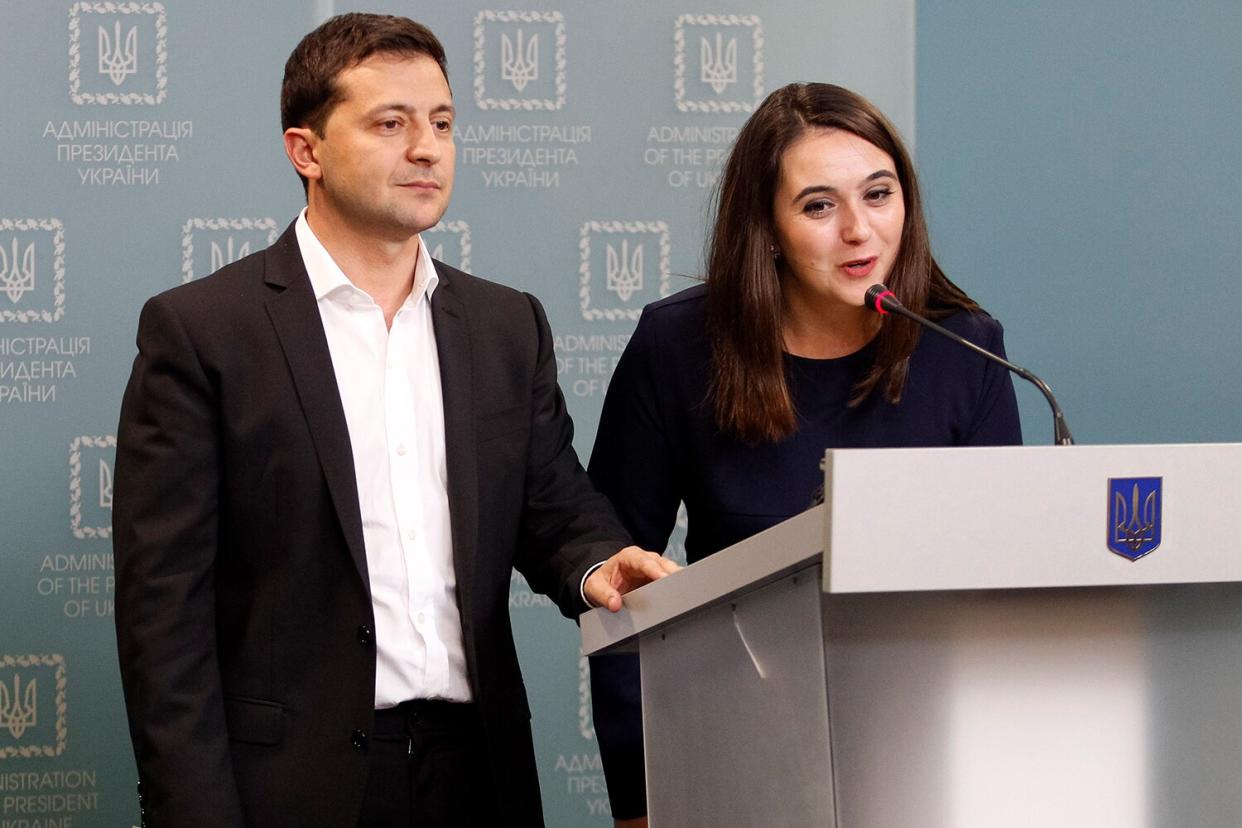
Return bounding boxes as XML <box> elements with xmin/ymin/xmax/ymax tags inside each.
<box><xmin>963</xmin><ymin>320</ymin><xmax>1023</xmax><ymax>446</ymax></box>
<box><xmin>511</xmin><ymin>292</ymin><xmax>632</xmax><ymax>619</ymax></box>
<box><xmin>113</xmin><ymin>295</ymin><xmax>246</xmax><ymax>826</ymax></box>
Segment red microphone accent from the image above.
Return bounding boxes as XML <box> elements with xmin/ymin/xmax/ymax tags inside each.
<box><xmin>873</xmin><ymin>290</ymin><xmax>897</xmax><ymax>315</ymax></box>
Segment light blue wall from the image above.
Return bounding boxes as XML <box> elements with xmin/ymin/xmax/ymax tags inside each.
<box><xmin>917</xmin><ymin>0</ymin><xmax>1242</xmax><ymax>445</ymax></box>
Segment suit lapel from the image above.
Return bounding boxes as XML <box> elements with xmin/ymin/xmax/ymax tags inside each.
<box><xmin>261</xmin><ymin>226</ymin><xmax>370</xmax><ymax>592</ymax></box>
<box><xmin>431</xmin><ymin>265</ymin><xmax>478</xmax><ymax>623</ymax></box>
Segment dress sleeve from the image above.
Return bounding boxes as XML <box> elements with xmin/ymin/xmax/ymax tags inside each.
<box><xmin>963</xmin><ymin>319</ymin><xmax>1024</xmax><ymax>446</ymax></box>
<box><xmin>585</xmin><ymin>308</ymin><xmax>684</xmax><ymax>819</ymax></box>
<box><xmin>588</xmin><ymin>309</ymin><xmax>682</xmax><ymax>551</ymax></box>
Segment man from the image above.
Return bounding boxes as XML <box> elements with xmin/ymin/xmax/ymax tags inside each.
<box><xmin>113</xmin><ymin>14</ymin><xmax>675</xmax><ymax>827</ymax></box>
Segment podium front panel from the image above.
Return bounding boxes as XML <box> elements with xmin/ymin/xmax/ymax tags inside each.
<box><xmin>641</xmin><ymin>569</ymin><xmax>836</xmax><ymax>827</ymax></box>
<box><xmin>820</xmin><ymin>582</ymin><xmax>1242</xmax><ymax>827</ymax></box>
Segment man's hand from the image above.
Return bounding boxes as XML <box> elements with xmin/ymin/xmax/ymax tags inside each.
<box><xmin>585</xmin><ymin>546</ymin><xmax>680</xmax><ymax>612</ymax></box>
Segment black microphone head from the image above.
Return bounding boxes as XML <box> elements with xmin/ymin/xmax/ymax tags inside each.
<box><xmin>864</xmin><ymin>284</ymin><xmax>899</xmax><ymax>314</ymax></box>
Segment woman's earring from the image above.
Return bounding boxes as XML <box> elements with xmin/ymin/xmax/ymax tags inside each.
<box><xmin>769</xmin><ymin>244</ymin><xmax>781</xmax><ymax>259</ymax></box>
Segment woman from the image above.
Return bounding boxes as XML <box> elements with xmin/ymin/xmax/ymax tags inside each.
<box><xmin>587</xmin><ymin>83</ymin><xmax>1022</xmax><ymax>825</ymax></box>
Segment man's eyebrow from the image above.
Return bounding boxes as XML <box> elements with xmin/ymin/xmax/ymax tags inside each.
<box><xmin>362</xmin><ymin>102</ymin><xmax>456</xmax><ymax>118</ymax></box>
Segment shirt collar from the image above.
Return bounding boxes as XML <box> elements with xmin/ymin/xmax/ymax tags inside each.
<box><xmin>295</xmin><ymin>207</ymin><xmax>440</xmax><ymax>308</ymax></box>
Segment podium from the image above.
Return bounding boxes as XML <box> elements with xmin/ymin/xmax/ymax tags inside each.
<box><xmin>581</xmin><ymin>444</ymin><xmax>1242</xmax><ymax>827</ymax></box>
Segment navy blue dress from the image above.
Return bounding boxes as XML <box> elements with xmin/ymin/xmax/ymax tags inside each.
<box><xmin>586</xmin><ymin>284</ymin><xmax>1022</xmax><ymax>818</ymax></box>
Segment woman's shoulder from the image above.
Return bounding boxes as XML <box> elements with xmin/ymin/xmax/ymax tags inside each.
<box><xmin>909</xmin><ymin>307</ymin><xmax>1015</xmax><ymax>389</ymax></box>
<box><xmin>933</xmin><ymin>307</ymin><xmax>1006</xmax><ymax>349</ymax></box>
<box><xmin>612</xmin><ymin>283</ymin><xmax>711</xmax><ymax>386</ymax></box>
<box><xmin>630</xmin><ymin>282</ymin><xmax>708</xmax><ymax>343</ymax></box>
<box><xmin>641</xmin><ymin>282</ymin><xmax>707</xmax><ymax>322</ymax></box>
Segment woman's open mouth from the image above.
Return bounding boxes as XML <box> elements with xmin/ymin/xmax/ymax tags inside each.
<box><xmin>840</xmin><ymin>257</ymin><xmax>877</xmax><ymax>278</ymax></box>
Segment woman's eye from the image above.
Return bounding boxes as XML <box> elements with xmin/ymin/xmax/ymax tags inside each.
<box><xmin>380</xmin><ymin>119</ymin><xmax>401</xmax><ymax>130</ymax></box>
<box><xmin>803</xmin><ymin>199</ymin><xmax>832</xmax><ymax>216</ymax></box>
<box><xmin>866</xmin><ymin>187</ymin><xmax>894</xmax><ymax>203</ymax></box>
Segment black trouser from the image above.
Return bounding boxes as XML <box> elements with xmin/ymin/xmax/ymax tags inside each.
<box><xmin>358</xmin><ymin>699</ymin><xmax>497</xmax><ymax>827</ymax></box>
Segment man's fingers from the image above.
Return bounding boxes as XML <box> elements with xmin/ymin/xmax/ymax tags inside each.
<box><xmin>592</xmin><ymin>578</ymin><xmax>623</xmax><ymax>612</ymax></box>
<box><xmin>585</xmin><ymin>570</ymin><xmax>624</xmax><ymax>612</ymax></box>
<box><xmin>585</xmin><ymin>548</ymin><xmax>682</xmax><ymax>612</ymax></box>
<box><xmin>618</xmin><ymin>546</ymin><xmax>681</xmax><ymax>582</ymax></box>
<box><xmin>657</xmin><ymin>556</ymin><xmax>681</xmax><ymax>574</ymax></box>
<box><xmin>634</xmin><ymin>556</ymin><xmax>672</xmax><ymax>581</ymax></box>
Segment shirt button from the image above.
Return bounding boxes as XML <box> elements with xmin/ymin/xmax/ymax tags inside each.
<box><xmin>406</xmin><ymin>529</ymin><xmax>416</xmax><ymax>540</ymax></box>
<box><xmin>396</xmin><ymin>444</ymin><xmax>407</xmax><ymax>456</ymax></box>
<box><xmin>416</xmin><ymin>612</ymin><xmax>426</xmax><ymax>625</ymax></box>
<box><xmin>351</xmin><ymin>729</ymin><xmax>368</xmax><ymax>750</ymax></box>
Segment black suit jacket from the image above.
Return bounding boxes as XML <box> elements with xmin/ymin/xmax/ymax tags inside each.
<box><xmin>113</xmin><ymin>223</ymin><xmax>628</xmax><ymax>826</ymax></box>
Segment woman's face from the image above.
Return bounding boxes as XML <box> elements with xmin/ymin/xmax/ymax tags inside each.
<box><xmin>771</xmin><ymin>127</ymin><xmax>905</xmax><ymax>311</ymax></box>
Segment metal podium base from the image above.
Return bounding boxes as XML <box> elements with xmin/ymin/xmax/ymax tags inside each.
<box><xmin>642</xmin><ymin>570</ymin><xmax>1241</xmax><ymax>828</ymax></box>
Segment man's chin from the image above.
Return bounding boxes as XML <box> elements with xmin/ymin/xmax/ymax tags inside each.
<box><xmin>406</xmin><ymin>203</ymin><xmax>451</xmax><ymax>234</ymax></box>
<box><xmin>372</xmin><ymin>206</ymin><xmax>450</xmax><ymax>240</ymax></box>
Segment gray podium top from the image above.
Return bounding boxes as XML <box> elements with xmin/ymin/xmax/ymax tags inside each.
<box><xmin>582</xmin><ymin>443</ymin><xmax>1242</xmax><ymax>655</ymax></box>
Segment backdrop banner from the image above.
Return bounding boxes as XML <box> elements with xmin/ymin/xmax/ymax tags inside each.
<box><xmin>0</xmin><ymin>2</ymin><xmax>913</xmax><ymax>824</ymax></box>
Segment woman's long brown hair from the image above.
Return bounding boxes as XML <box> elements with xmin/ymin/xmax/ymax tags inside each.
<box><xmin>706</xmin><ymin>83</ymin><xmax>979</xmax><ymax>444</ymax></box>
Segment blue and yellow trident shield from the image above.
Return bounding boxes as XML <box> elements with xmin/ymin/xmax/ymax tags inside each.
<box><xmin>1107</xmin><ymin>477</ymin><xmax>1162</xmax><ymax>560</ymax></box>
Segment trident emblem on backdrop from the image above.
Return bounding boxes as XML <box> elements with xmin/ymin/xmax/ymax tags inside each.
<box><xmin>0</xmin><ymin>675</ymin><xmax>37</xmax><ymax>740</ymax></box>
<box><xmin>605</xmin><ymin>240</ymin><xmax>644</xmax><ymax>302</ymax></box>
<box><xmin>99</xmin><ymin>459</ymin><xmax>114</xmax><ymax>509</ymax></box>
<box><xmin>0</xmin><ymin>238</ymin><xmax>35</xmax><ymax>304</ymax></box>
<box><xmin>1107</xmin><ymin>477</ymin><xmax>1162</xmax><ymax>560</ymax></box>
<box><xmin>210</xmin><ymin>238</ymin><xmax>251</xmax><ymax>272</ymax></box>
<box><xmin>700</xmin><ymin>32</ymin><xmax>738</xmax><ymax>94</ymax></box>
<box><xmin>98</xmin><ymin>21</ymin><xmax>138</xmax><ymax>86</ymax></box>
<box><xmin>501</xmin><ymin>29</ymin><xmax>539</xmax><ymax>92</ymax></box>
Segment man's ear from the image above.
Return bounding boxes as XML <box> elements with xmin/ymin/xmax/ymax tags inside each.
<box><xmin>283</xmin><ymin>127</ymin><xmax>322</xmax><ymax>183</ymax></box>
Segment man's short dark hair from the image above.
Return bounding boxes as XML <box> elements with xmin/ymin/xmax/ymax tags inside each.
<box><xmin>281</xmin><ymin>12</ymin><xmax>449</xmax><ymax>136</ymax></box>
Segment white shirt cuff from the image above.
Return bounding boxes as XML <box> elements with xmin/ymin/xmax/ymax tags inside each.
<box><xmin>580</xmin><ymin>561</ymin><xmax>607</xmax><ymax>608</ymax></box>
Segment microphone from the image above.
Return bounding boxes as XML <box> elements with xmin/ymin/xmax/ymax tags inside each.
<box><xmin>864</xmin><ymin>284</ymin><xmax>1074</xmax><ymax>446</ymax></box>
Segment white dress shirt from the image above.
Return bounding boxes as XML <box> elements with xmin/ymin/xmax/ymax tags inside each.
<box><xmin>296</xmin><ymin>210</ymin><xmax>471</xmax><ymax>706</ymax></box>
